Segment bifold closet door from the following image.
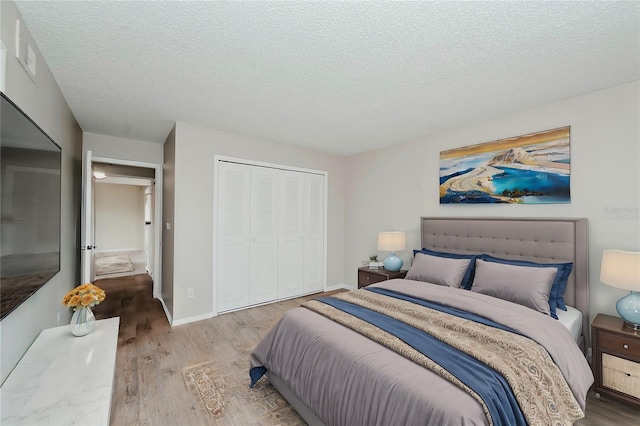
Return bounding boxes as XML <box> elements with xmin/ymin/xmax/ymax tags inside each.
<box><xmin>217</xmin><ymin>163</ymin><xmax>279</xmax><ymax>310</ymax></box>
<box><xmin>303</xmin><ymin>173</ymin><xmax>324</xmax><ymax>293</ymax></box>
<box><xmin>248</xmin><ymin>167</ymin><xmax>279</xmax><ymax>305</ymax></box>
<box><xmin>216</xmin><ymin>162</ymin><xmax>251</xmax><ymax>312</ymax></box>
<box><xmin>217</xmin><ymin>160</ymin><xmax>325</xmax><ymax>313</ymax></box>
<box><xmin>278</xmin><ymin>171</ymin><xmax>304</xmax><ymax>298</ymax></box>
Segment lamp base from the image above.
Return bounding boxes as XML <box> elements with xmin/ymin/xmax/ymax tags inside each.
<box><xmin>616</xmin><ymin>291</ymin><xmax>640</xmax><ymax>330</ymax></box>
<box><xmin>624</xmin><ymin>321</ymin><xmax>640</xmax><ymax>331</ymax></box>
<box><xmin>383</xmin><ymin>252</ymin><xmax>403</xmax><ymax>272</ymax></box>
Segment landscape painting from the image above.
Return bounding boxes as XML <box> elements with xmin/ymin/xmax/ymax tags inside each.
<box><xmin>440</xmin><ymin>126</ymin><xmax>570</xmax><ymax>204</ymax></box>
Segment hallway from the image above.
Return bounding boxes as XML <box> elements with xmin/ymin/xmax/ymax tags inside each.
<box><xmin>92</xmin><ymin>273</ymin><xmax>168</xmax><ymax>336</ymax></box>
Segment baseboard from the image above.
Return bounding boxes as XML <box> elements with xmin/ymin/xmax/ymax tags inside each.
<box><xmin>170</xmin><ymin>284</ymin><xmax>353</xmax><ymax>327</ymax></box>
<box><xmin>325</xmin><ymin>283</ymin><xmax>355</xmax><ymax>291</ymax></box>
<box><xmin>157</xmin><ymin>296</ymin><xmax>173</xmax><ymax>326</ymax></box>
<box><xmin>171</xmin><ymin>311</ymin><xmax>214</xmax><ymax>327</ymax></box>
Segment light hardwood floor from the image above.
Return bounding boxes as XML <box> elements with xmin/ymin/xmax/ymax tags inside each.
<box><xmin>95</xmin><ymin>275</ymin><xmax>640</xmax><ymax>425</ymax></box>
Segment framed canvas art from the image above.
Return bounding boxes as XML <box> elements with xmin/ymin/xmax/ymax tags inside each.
<box><xmin>440</xmin><ymin>126</ymin><xmax>570</xmax><ymax>204</ymax></box>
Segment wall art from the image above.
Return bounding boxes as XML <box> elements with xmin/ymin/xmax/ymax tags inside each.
<box><xmin>440</xmin><ymin>126</ymin><xmax>570</xmax><ymax>204</ymax></box>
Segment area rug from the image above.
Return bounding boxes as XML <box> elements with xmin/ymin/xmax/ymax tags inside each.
<box><xmin>182</xmin><ymin>361</ymin><xmax>305</xmax><ymax>424</ymax></box>
<box><xmin>183</xmin><ymin>362</ymin><xmax>226</xmax><ymax>416</ymax></box>
<box><xmin>95</xmin><ymin>254</ymin><xmax>135</xmax><ymax>276</ymax></box>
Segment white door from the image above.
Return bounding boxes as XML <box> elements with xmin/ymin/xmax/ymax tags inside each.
<box><xmin>217</xmin><ymin>162</ymin><xmax>251</xmax><ymax>312</ymax></box>
<box><xmin>80</xmin><ymin>150</ymin><xmax>95</xmax><ymax>283</ymax></box>
<box><xmin>249</xmin><ymin>167</ymin><xmax>279</xmax><ymax>305</ymax></box>
<box><xmin>303</xmin><ymin>174</ymin><xmax>325</xmax><ymax>293</ymax></box>
<box><xmin>278</xmin><ymin>171</ymin><xmax>304</xmax><ymax>298</ymax></box>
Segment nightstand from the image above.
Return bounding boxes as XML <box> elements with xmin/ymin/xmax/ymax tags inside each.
<box><xmin>591</xmin><ymin>313</ymin><xmax>640</xmax><ymax>408</ymax></box>
<box><xmin>358</xmin><ymin>266</ymin><xmax>407</xmax><ymax>288</ymax></box>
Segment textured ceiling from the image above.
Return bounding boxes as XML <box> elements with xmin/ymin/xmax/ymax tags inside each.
<box><xmin>14</xmin><ymin>1</ymin><xmax>640</xmax><ymax>156</ymax></box>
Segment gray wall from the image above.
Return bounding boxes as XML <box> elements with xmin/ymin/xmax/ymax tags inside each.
<box><xmin>1</xmin><ymin>1</ymin><xmax>82</xmax><ymax>384</ymax></box>
<box><xmin>344</xmin><ymin>81</ymin><xmax>640</xmax><ymax>327</ymax></box>
<box><xmin>165</xmin><ymin>122</ymin><xmax>346</xmax><ymax>324</ymax></box>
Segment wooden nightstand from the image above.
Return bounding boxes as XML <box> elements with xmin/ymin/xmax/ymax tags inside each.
<box><xmin>591</xmin><ymin>313</ymin><xmax>640</xmax><ymax>408</ymax></box>
<box><xmin>358</xmin><ymin>266</ymin><xmax>407</xmax><ymax>288</ymax></box>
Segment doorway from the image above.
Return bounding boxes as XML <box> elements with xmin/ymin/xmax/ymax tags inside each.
<box><xmin>92</xmin><ymin>163</ymin><xmax>154</xmax><ymax>279</ymax></box>
<box><xmin>82</xmin><ymin>154</ymin><xmax>164</xmax><ymax>302</ymax></box>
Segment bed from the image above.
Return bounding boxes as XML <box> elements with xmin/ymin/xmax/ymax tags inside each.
<box><xmin>250</xmin><ymin>217</ymin><xmax>594</xmax><ymax>425</ymax></box>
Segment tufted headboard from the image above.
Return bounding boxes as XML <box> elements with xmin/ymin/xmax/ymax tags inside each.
<box><xmin>421</xmin><ymin>217</ymin><xmax>589</xmax><ymax>348</ymax></box>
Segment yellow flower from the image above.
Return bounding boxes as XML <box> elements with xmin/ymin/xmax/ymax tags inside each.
<box><xmin>68</xmin><ymin>295</ymin><xmax>81</xmax><ymax>307</ymax></box>
<box><xmin>81</xmin><ymin>294</ymin><xmax>94</xmax><ymax>306</ymax></box>
<box><xmin>62</xmin><ymin>283</ymin><xmax>106</xmax><ymax>309</ymax></box>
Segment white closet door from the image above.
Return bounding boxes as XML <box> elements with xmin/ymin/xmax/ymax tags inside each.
<box><xmin>303</xmin><ymin>174</ymin><xmax>325</xmax><ymax>293</ymax></box>
<box><xmin>249</xmin><ymin>167</ymin><xmax>279</xmax><ymax>305</ymax></box>
<box><xmin>278</xmin><ymin>171</ymin><xmax>304</xmax><ymax>298</ymax></box>
<box><xmin>217</xmin><ymin>162</ymin><xmax>251</xmax><ymax>312</ymax></box>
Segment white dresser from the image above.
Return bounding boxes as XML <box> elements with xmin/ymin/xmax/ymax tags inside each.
<box><xmin>1</xmin><ymin>317</ymin><xmax>120</xmax><ymax>425</ymax></box>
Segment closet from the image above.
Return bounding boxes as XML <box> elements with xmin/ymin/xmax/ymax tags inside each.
<box><xmin>216</xmin><ymin>160</ymin><xmax>325</xmax><ymax>313</ymax></box>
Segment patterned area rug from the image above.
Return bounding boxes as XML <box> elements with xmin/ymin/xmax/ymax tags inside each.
<box><xmin>95</xmin><ymin>254</ymin><xmax>135</xmax><ymax>276</ymax></box>
<box><xmin>182</xmin><ymin>361</ymin><xmax>304</xmax><ymax>424</ymax></box>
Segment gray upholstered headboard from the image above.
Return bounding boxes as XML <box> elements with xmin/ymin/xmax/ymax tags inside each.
<box><xmin>420</xmin><ymin>217</ymin><xmax>589</xmax><ymax>348</ymax></box>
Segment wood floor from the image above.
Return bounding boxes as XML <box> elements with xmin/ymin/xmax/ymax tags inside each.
<box><xmin>94</xmin><ymin>275</ymin><xmax>640</xmax><ymax>425</ymax></box>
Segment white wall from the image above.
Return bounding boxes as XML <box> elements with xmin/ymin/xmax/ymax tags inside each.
<box><xmin>94</xmin><ymin>183</ymin><xmax>144</xmax><ymax>252</ymax></box>
<box><xmin>83</xmin><ymin>132</ymin><xmax>163</xmax><ymax>165</ymax></box>
<box><xmin>0</xmin><ymin>1</ymin><xmax>82</xmax><ymax>384</ymax></box>
<box><xmin>344</xmin><ymin>81</ymin><xmax>640</xmax><ymax>327</ymax></box>
<box><xmin>166</xmin><ymin>122</ymin><xmax>346</xmax><ymax>323</ymax></box>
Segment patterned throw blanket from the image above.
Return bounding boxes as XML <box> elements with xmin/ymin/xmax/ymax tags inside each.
<box><xmin>302</xmin><ymin>289</ymin><xmax>584</xmax><ymax>426</ymax></box>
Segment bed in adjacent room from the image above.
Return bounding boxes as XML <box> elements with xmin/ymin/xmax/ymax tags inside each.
<box><xmin>250</xmin><ymin>217</ymin><xmax>594</xmax><ymax>425</ymax></box>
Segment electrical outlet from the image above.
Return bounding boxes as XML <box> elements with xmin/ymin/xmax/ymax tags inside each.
<box><xmin>187</xmin><ymin>288</ymin><xmax>194</xmax><ymax>298</ymax></box>
<box><xmin>56</xmin><ymin>312</ymin><xmax>61</xmax><ymax>326</ymax></box>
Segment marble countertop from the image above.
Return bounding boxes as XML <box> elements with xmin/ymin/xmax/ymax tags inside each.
<box><xmin>1</xmin><ymin>317</ymin><xmax>120</xmax><ymax>425</ymax></box>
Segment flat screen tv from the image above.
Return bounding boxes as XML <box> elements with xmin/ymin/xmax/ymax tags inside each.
<box><xmin>1</xmin><ymin>92</ymin><xmax>61</xmax><ymax>320</ymax></box>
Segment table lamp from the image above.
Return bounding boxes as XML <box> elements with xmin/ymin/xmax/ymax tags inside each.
<box><xmin>378</xmin><ymin>231</ymin><xmax>406</xmax><ymax>272</ymax></box>
<box><xmin>600</xmin><ymin>249</ymin><xmax>640</xmax><ymax>330</ymax></box>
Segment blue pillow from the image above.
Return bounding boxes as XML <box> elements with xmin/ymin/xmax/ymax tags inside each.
<box><xmin>413</xmin><ymin>248</ymin><xmax>478</xmax><ymax>290</ymax></box>
<box><xmin>480</xmin><ymin>254</ymin><xmax>573</xmax><ymax>319</ymax></box>
<box><xmin>553</xmin><ymin>265</ymin><xmax>573</xmax><ymax>311</ymax></box>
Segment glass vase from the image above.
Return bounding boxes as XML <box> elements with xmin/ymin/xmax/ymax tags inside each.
<box><xmin>70</xmin><ymin>307</ymin><xmax>96</xmax><ymax>336</ymax></box>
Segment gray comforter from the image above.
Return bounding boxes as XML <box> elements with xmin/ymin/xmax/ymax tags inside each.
<box><xmin>250</xmin><ymin>279</ymin><xmax>594</xmax><ymax>425</ymax></box>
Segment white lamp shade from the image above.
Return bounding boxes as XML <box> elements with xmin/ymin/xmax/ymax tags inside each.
<box><xmin>600</xmin><ymin>249</ymin><xmax>640</xmax><ymax>291</ymax></box>
<box><xmin>378</xmin><ymin>232</ymin><xmax>406</xmax><ymax>252</ymax></box>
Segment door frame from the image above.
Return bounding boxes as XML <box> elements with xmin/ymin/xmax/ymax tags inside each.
<box><xmin>88</xmin><ymin>155</ymin><xmax>164</xmax><ymax>300</ymax></box>
<box><xmin>212</xmin><ymin>155</ymin><xmax>328</xmax><ymax>316</ymax></box>
<box><xmin>81</xmin><ymin>150</ymin><xmax>95</xmax><ymax>283</ymax></box>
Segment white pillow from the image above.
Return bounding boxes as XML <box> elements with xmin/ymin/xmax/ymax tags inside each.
<box><xmin>470</xmin><ymin>259</ymin><xmax>556</xmax><ymax>315</ymax></box>
<box><xmin>405</xmin><ymin>253</ymin><xmax>471</xmax><ymax>288</ymax></box>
